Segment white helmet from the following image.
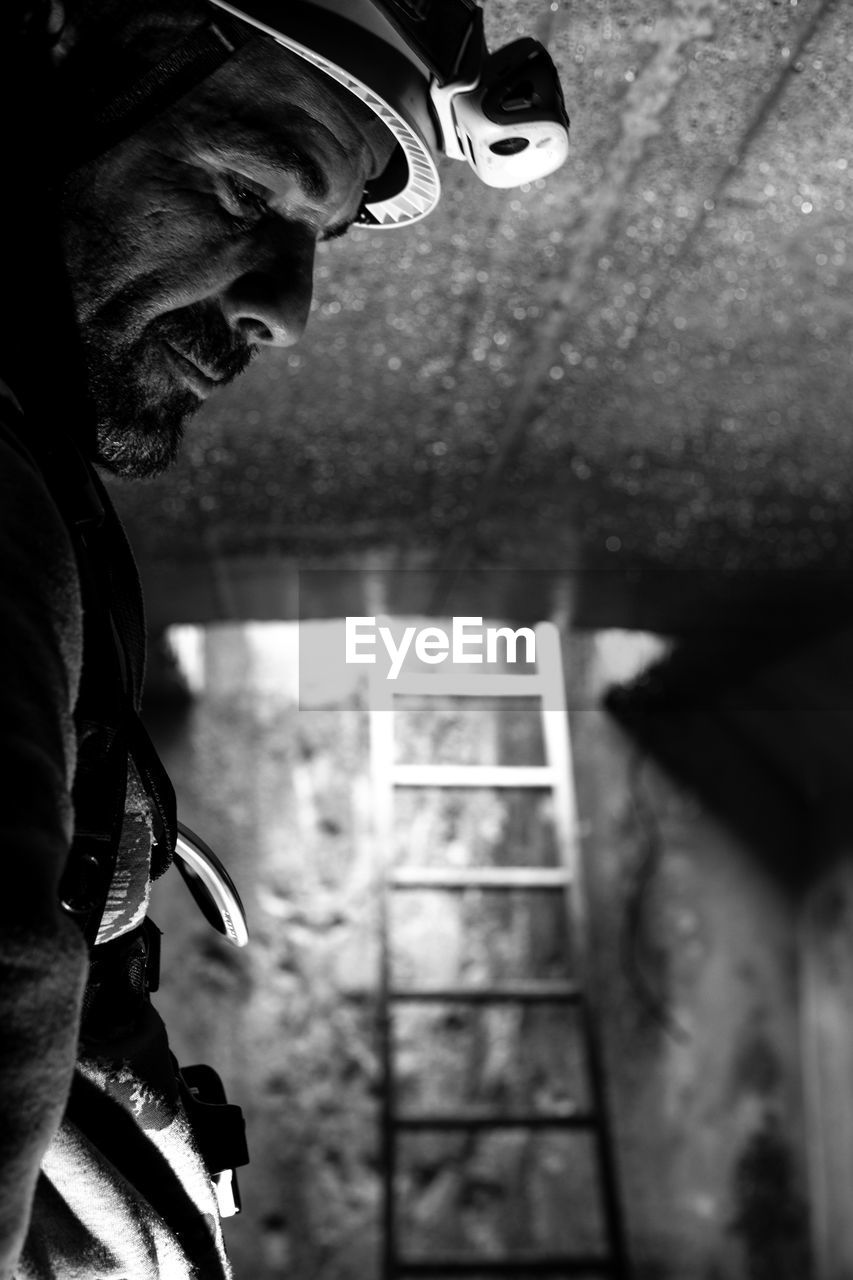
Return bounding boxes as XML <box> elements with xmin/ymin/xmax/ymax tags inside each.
<box><xmin>207</xmin><ymin>0</ymin><xmax>570</xmax><ymax>226</ymax></box>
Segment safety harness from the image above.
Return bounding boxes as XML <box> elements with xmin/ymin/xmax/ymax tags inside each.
<box><xmin>0</xmin><ymin>399</ymin><xmax>249</xmax><ymax>1218</ymax></box>
<box><xmin>0</xmin><ymin>406</ymin><xmax>176</xmax><ymax>946</ymax></box>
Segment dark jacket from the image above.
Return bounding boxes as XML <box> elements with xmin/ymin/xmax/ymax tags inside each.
<box><xmin>0</xmin><ymin>388</ymin><xmax>232</xmax><ymax>1279</ymax></box>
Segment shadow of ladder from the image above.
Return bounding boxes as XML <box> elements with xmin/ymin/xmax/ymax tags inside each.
<box><xmin>369</xmin><ymin>621</ymin><xmax>630</xmax><ymax>1280</ymax></box>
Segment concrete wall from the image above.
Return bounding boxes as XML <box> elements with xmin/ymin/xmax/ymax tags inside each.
<box><xmin>569</xmin><ymin>633</ymin><xmax>810</xmax><ymax>1279</ymax></box>
<box><xmin>147</xmin><ymin>623</ymin><xmax>814</xmax><ymax>1279</ymax></box>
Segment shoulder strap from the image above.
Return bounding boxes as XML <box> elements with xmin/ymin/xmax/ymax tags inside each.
<box><xmin>1</xmin><ymin>402</ymin><xmax>176</xmax><ymax>944</ymax></box>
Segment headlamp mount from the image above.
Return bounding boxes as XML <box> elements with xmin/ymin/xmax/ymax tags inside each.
<box><xmin>208</xmin><ymin>0</ymin><xmax>570</xmax><ymax>226</ymax></box>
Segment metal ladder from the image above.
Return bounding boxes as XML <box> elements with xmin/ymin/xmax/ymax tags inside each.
<box><xmin>369</xmin><ymin>621</ymin><xmax>629</xmax><ymax>1279</ymax></box>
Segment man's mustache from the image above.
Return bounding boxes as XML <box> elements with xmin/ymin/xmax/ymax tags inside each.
<box><xmin>152</xmin><ymin>304</ymin><xmax>256</xmax><ymax>385</ymax></box>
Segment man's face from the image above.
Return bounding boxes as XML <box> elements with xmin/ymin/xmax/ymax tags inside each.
<box><xmin>62</xmin><ymin>33</ymin><xmax>394</xmax><ymax>478</ymax></box>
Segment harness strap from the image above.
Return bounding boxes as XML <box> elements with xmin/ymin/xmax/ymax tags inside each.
<box><xmin>80</xmin><ymin>917</ymin><xmax>161</xmax><ymax>1043</ymax></box>
<box><xmin>0</xmin><ymin>399</ymin><xmax>176</xmax><ymax>942</ymax></box>
<box><xmin>59</xmin><ymin>476</ymin><xmax>177</xmax><ymax>940</ymax></box>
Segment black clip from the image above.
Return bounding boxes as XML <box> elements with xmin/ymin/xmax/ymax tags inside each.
<box><xmin>180</xmin><ymin>1063</ymin><xmax>249</xmax><ymax>1218</ymax></box>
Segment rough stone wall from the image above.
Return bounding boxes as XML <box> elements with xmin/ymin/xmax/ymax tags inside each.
<box><xmin>147</xmin><ymin>623</ymin><xmax>811</xmax><ymax>1279</ymax></box>
<box><xmin>149</xmin><ymin>626</ymin><xmax>381</xmax><ymax>1280</ymax></box>
<box><xmin>568</xmin><ymin>632</ymin><xmax>810</xmax><ymax>1279</ymax></box>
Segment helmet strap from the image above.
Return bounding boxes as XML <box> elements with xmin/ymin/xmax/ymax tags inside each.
<box><xmin>63</xmin><ymin>15</ymin><xmax>252</xmax><ymax>173</ymax></box>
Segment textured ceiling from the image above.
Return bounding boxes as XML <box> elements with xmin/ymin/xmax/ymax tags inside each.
<box><xmin>115</xmin><ymin>0</ymin><xmax>853</xmax><ymax>630</ymax></box>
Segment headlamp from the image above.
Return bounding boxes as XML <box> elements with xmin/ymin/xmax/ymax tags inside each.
<box><xmin>207</xmin><ymin>0</ymin><xmax>570</xmax><ymax>226</ymax></box>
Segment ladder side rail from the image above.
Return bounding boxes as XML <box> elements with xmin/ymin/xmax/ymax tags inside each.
<box><xmin>535</xmin><ymin>622</ymin><xmax>580</xmax><ymax>888</ymax></box>
<box><xmin>370</xmin><ymin>700</ymin><xmax>401</xmax><ymax>1280</ymax></box>
<box><xmin>536</xmin><ymin>622</ymin><xmax>631</xmax><ymax>1279</ymax></box>
<box><xmin>579</xmin><ymin>998</ymin><xmax>630</xmax><ymax>1280</ymax></box>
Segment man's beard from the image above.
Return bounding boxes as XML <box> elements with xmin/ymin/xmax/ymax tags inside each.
<box><xmin>81</xmin><ymin>303</ymin><xmax>255</xmax><ymax>479</ymax></box>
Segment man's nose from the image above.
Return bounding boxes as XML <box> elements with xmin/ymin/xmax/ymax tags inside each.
<box><xmin>220</xmin><ymin>226</ymin><xmax>317</xmax><ymax>347</ymax></box>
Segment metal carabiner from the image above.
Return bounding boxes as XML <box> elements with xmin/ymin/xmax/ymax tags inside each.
<box><xmin>173</xmin><ymin>822</ymin><xmax>249</xmax><ymax>948</ymax></box>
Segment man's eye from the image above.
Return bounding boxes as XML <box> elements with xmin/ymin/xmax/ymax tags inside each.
<box><xmin>223</xmin><ymin>175</ymin><xmax>269</xmax><ymax>222</ymax></box>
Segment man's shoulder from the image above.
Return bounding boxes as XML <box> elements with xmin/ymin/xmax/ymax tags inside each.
<box><xmin>0</xmin><ymin>379</ymin><xmax>64</xmax><ymax>495</ymax></box>
<box><xmin>0</xmin><ymin>383</ymin><xmax>84</xmax><ymax>684</ymax></box>
<box><xmin>0</xmin><ymin>378</ymin><xmax>37</xmax><ymax>468</ymax></box>
<box><xmin>0</xmin><ymin>382</ymin><xmax>75</xmax><ymax>536</ymax></box>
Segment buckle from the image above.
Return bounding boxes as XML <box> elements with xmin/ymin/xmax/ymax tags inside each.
<box><xmin>212</xmin><ymin>1168</ymin><xmax>241</xmax><ymax>1219</ymax></box>
<box><xmin>180</xmin><ymin>1063</ymin><xmax>249</xmax><ymax>1219</ymax></box>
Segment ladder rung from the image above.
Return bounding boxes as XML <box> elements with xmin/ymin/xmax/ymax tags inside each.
<box><xmin>390</xmin><ymin>867</ymin><xmax>570</xmax><ymax>890</ymax></box>
<box><xmin>389</xmin><ymin>981</ymin><xmax>581</xmax><ymax>1004</ymax></box>
<box><xmin>389</xmin><ymin>674</ymin><xmax>546</xmax><ymax>699</ymax></box>
<box><xmin>394</xmin><ymin>1254</ymin><xmax>616</xmax><ymax>1275</ymax></box>
<box><xmin>394</xmin><ymin>1111</ymin><xmax>596</xmax><ymax>1132</ymax></box>
<box><xmin>391</xmin><ymin>764</ymin><xmax>557</xmax><ymax>789</ymax></box>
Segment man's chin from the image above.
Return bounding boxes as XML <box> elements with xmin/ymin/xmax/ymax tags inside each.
<box><xmin>94</xmin><ymin>390</ymin><xmax>201</xmax><ymax>480</ymax></box>
<box><xmin>81</xmin><ymin>308</ymin><xmax>253</xmax><ymax>478</ymax></box>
